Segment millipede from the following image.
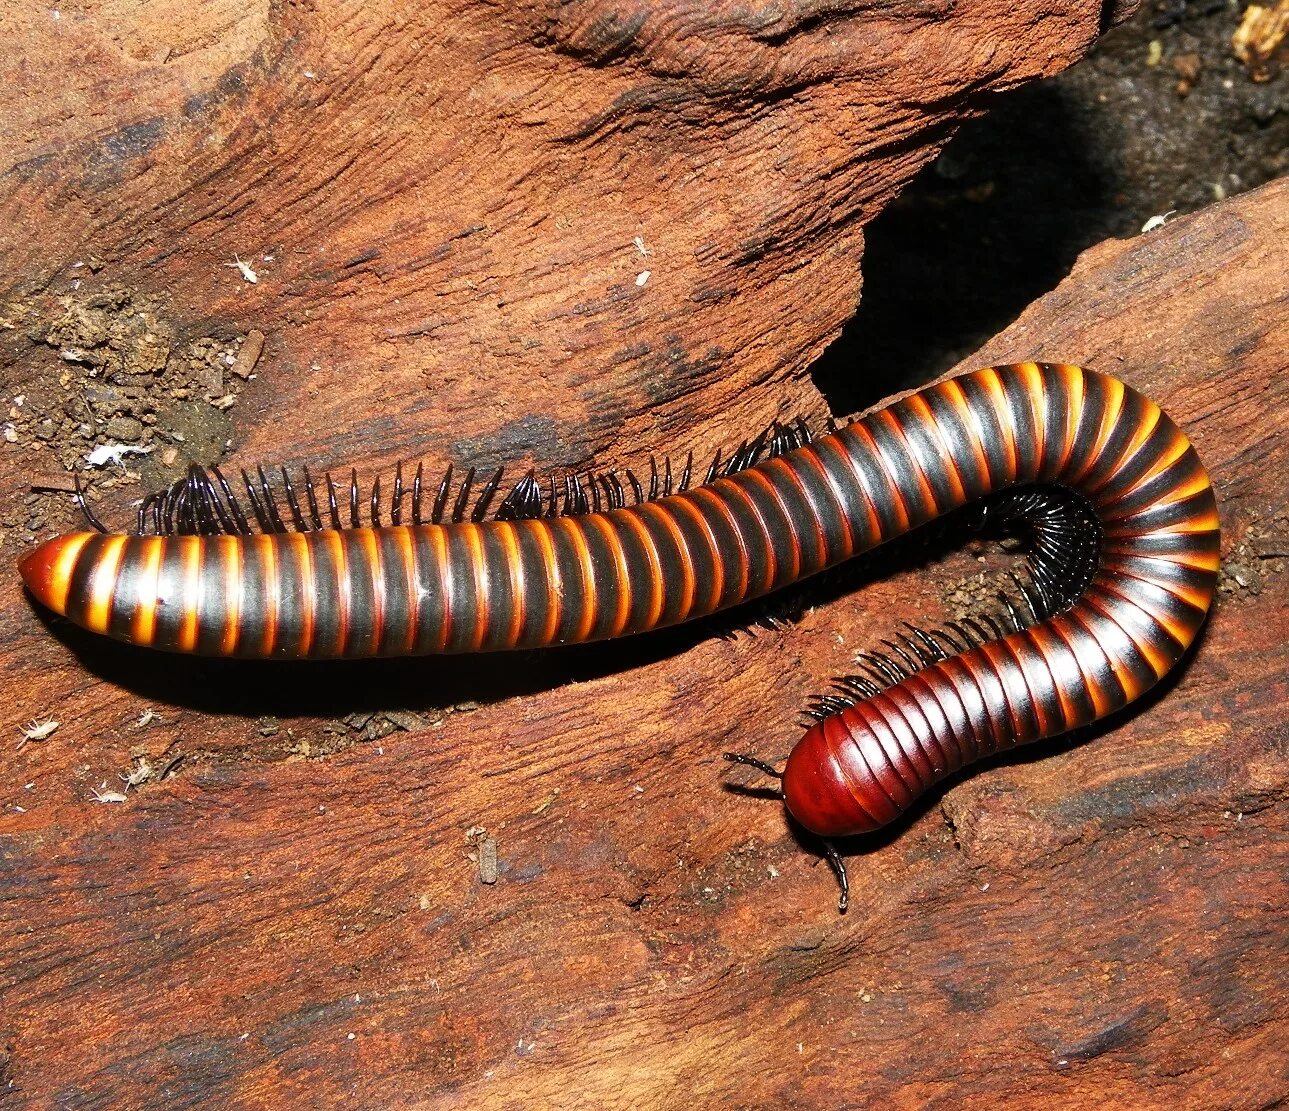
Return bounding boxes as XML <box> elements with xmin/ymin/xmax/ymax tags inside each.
<box><xmin>19</xmin><ymin>363</ymin><xmax>1220</xmax><ymax>907</ymax></box>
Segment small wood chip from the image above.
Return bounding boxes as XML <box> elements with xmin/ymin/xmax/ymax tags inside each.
<box><xmin>384</xmin><ymin>710</ymin><xmax>430</xmax><ymax>732</ymax></box>
<box><xmin>30</xmin><ymin>474</ymin><xmax>78</xmax><ymax>494</ymax></box>
<box><xmin>230</xmin><ymin>329</ymin><xmax>265</xmax><ymax>379</ymax></box>
<box><xmin>477</xmin><ymin>837</ymin><xmax>499</xmax><ymax>885</ymax></box>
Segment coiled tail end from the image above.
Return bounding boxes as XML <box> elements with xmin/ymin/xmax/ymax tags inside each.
<box><xmin>18</xmin><ymin>532</ymin><xmax>92</xmax><ymax>620</ymax></box>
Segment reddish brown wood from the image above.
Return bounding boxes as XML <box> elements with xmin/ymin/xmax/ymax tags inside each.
<box><xmin>2</xmin><ymin>3</ymin><xmax>1287</xmax><ymax>1108</ymax></box>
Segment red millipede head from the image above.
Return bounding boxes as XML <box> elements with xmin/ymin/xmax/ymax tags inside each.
<box><xmin>18</xmin><ymin>532</ymin><xmax>90</xmax><ymax>618</ymax></box>
<box><xmin>782</xmin><ymin>718</ymin><xmax>899</xmax><ymax>839</ymax></box>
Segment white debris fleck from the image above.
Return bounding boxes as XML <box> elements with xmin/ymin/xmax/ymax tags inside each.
<box><xmin>226</xmin><ymin>255</ymin><xmax>259</xmax><ymax>283</ymax></box>
<box><xmin>635</xmin><ymin>270</ymin><xmax>651</xmax><ymax>287</ymax></box>
<box><xmin>119</xmin><ymin>759</ymin><xmax>153</xmax><ymax>791</ymax></box>
<box><xmin>1141</xmin><ymin>210</ymin><xmax>1177</xmax><ymax>234</ymax></box>
<box><xmin>19</xmin><ymin>718</ymin><xmax>59</xmax><ymax>747</ymax></box>
<box><xmin>633</xmin><ymin>235</ymin><xmax>649</xmax><ymax>257</ymax></box>
<box><xmin>86</xmin><ymin>443</ymin><xmax>153</xmax><ymax>467</ymax></box>
<box><xmin>3</xmin><ymin>424</ymin><xmax>16</xmax><ymax>443</ymax></box>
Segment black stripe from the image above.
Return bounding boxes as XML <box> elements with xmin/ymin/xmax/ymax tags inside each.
<box><xmin>377</xmin><ymin>530</ymin><xmax>414</xmax><ymax>656</ymax></box>
<box><xmin>922</xmin><ymin>383</ymin><xmax>992</xmax><ymax>501</ymax></box>
<box><xmin>806</xmin><ymin>436</ymin><xmax>883</xmax><ymax>554</ymax></box>
<box><xmin>152</xmin><ymin>539</ymin><xmax>189</xmax><ymax>653</ymax></box>
<box><xmin>343</xmin><ymin>532</ymin><xmax>378</xmax><ymax>656</ymax></box>
<box><xmin>195</xmin><ymin>540</ymin><xmax>231</xmax><ymax>655</ymax></box>
<box><xmin>412</xmin><ymin>529</ymin><xmax>450</xmax><ymax>653</ymax></box>
<box><xmin>108</xmin><ymin>538</ymin><xmax>148</xmax><ymax>643</ymax></box>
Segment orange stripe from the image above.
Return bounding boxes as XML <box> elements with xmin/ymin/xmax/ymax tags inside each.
<box><xmin>1119</xmin><ymin>400</ymin><xmax>1163</xmax><ymax>473</ymax></box>
<box><xmin>495</xmin><ymin>522</ymin><xmax>526</xmax><ymax>648</ymax></box>
<box><xmin>1114</xmin><ymin>427</ymin><xmax>1191</xmax><ymax>505</ymax></box>
<box><xmin>529</xmin><ymin>521</ymin><xmax>562</xmax><ymax>647</ymax></box>
<box><xmin>905</xmin><ymin>393</ymin><xmax>966</xmax><ymax>507</ymax></box>
<box><xmin>554</xmin><ymin>518</ymin><xmax>597</xmax><ymax>642</ymax></box>
<box><xmin>361</xmin><ymin>528</ymin><xmax>386</xmax><ymax>655</ymax></box>
<box><xmin>290</xmin><ymin>533</ymin><xmax>315</xmax><ymax>657</ymax></box>
<box><xmin>177</xmin><ymin>538</ymin><xmax>202</xmax><ymax>654</ymax></box>
<box><xmin>323</xmin><ymin>530</ymin><xmax>349</xmax><ymax>655</ymax></box>
<box><xmin>766</xmin><ymin>455</ymin><xmax>830</xmax><ymax>568</ymax></box>
<box><xmin>1092</xmin><ymin>401</ymin><xmax>1163</xmax><ymax>500</ymax></box>
<box><xmin>848</xmin><ymin>421</ymin><xmax>910</xmax><ymax>536</ymax></box>
<box><xmin>256</xmin><ymin>535</ymin><xmax>278</xmax><ymax>656</ymax></box>
<box><xmin>1056</xmin><ymin>365</ymin><xmax>1084</xmax><ymax>475</ymax></box>
<box><xmin>794</xmin><ymin>442</ymin><xmax>856</xmax><ymax>559</ymax></box>
<box><xmin>879</xmin><ymin>408</ymin><xmax>940</xmax><ymax>517</ymax></box>
<box><xmin>691</xmin><ymin>484</ymin><xmax>751</xmax><ymax>601</ymax></box>
<box><xmin>459</xmin><ymin>525</ymin><xmax>489</xmax><ymax>650</ymax></box>
<box><xmin>1108</xmin><ymin>555</ymin><xmax>1215</xmax><ymax>612</ymax></box>
<box><xmin>1027</xmin><ymin>627</ymin><xmax>1077</xmax><ymax>733</ymax></box>
<box><xmin>586</xmin><ymin>514</ymin><xmax>631</xmax><ymax>637</ymax></box>
<box><xmin>825</xmin><ymin>428</ymin><xmax>885</xmax><ymax>547</ymax></box>
<box><xmin>615</xmin><ymin>508</ymin><xmax>665</xmax><ymax>630</ymax></box>
<box><xmin>1017</xmin><ymin>362</ymin><xmax>1046</xmax><ymax>474</ymax></box>
<box><xmin>130</xmin><ymin>536</ymin><xmax>166</xmax><ymax>646</ymax></box>
<box><xmin>941</xmin><ymin>377</ymin><xmax>993</xmax><ymax>490</ymax></box>
<box><xmin>742</xmin><ymin>467</ymin><xmax>801</xmax><ymax>584</ymax></box>
<box><xmin>395</xmin><ymin>527</ymin><xmax>420</xmax><ymax>654</ymax></box>
<box><xmin>1072</xmin><ymin>373</ymin><xmax>1125</xmax><ymax>487</ymax></box>
<box><xmin>977</xmin><ymin>367</ymin><xmax>1019</xmax><ymax>484</ymax></box>
<box><xmin>221</xmin><ymin>536</ymin><xmax>242</xmax><ymax>656</ymax></box>
<box><xmin>669</xmin><ymin>494</ymin><xmax>724</xmax><ymax>614</ymax></box>
<box><xmin>84</xmin><ymin>534</ymin><xmax>129</xmax><ymax>635</ymax></box>
<box><xmin>429</xmin><ymin>526</ymin><xmax>452</xmax><ymax>651</ymax></box>
<box><xmin>1050</xmin><ymin>612</ymin><xmax>1115</xmax><ymax>720</ymax></box>
<box><xmin>636</xmin><ymin>501</ymin><xmax>698</xmax><ymax>620</ymax></box>
<box><xmin>1083</xmin><ymin>590</ymin><xmax>1171</xmax><ymax>683</ymax></box>
<box><xmin>46</xmin><ymin>532</ymin><xmax>93</xmax><ymax>616</ymax></box>
<box><xmin>1101</xmin><ymin>573</ymin><xmax>1197</xmax><ymax>649</ymax></box>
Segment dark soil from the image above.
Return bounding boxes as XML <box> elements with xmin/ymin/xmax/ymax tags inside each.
<box><xmin>814</xmin><ymin>0</ymin><xmax>1288</xmax><ymax>414</ymax></box>
<box><xmin>0</xmin><ymin>284</ymin><xmax>251</xmax><ymax>546</ymax></box>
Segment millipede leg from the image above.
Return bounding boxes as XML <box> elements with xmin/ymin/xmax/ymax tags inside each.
<box><xmin>820</xmin><ymin>840</ymin><xmax>849</xmax><ymax>914</ymax></box>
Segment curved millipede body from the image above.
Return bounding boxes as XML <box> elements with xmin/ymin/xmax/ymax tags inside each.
<box><xmin>19</xmin><ymin>363</ymin><xmax>1220</xmax><ymax>889</ymax></box>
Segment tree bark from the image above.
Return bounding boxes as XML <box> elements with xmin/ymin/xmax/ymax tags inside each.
<box><xmin>3</xmin><ymin>3</ymin><xmax>1287</xmax><ymax>1109</ymax></box>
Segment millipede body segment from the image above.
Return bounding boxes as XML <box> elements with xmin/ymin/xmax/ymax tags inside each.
<box><xmin>19</xmin><ymin>363</ymin><xmax>1219</xmax><ymax>851</ymax></box>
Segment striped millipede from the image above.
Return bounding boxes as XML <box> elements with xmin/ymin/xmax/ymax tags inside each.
<box><xmin>19</xmin><ymin>363</ymin><xmax>1219</xmax><ymax>907</ymax></box>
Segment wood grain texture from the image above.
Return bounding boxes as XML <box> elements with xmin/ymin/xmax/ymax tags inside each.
<box><xmin>2</xmin><ymin>2</ymin><xmax>1287</xmax><ymax>1108</ymax></box>
<box><xmin>0</xmin><ymin>0</ymin><xmax>1125</xmax><ymax>484</ymax></box>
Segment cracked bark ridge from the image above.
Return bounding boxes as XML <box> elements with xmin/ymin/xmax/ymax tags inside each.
<box><xmin>2</xmin><ymin>0</ymin><xmax>1118</xmax><ymax>491</ymax></box>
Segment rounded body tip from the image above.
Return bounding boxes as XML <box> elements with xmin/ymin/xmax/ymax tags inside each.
<box><xmin>18</xmin><ymin>532</ymin><xmax>93</xmax><ymax>618</ymax></box>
